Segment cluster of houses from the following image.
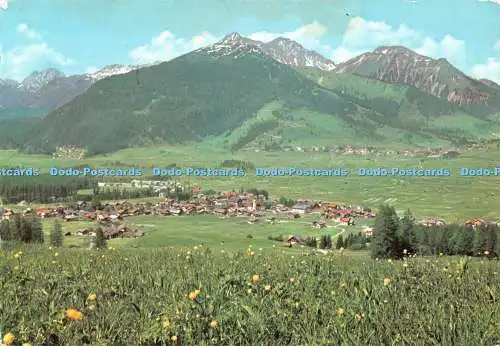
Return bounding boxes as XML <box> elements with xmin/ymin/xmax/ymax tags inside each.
<box><xmin>420</xmin><ymin>219</ymin><xmax>446</xmax><ymax>227</ymax></box>
<box><xmin>0</xmin><ymin>191</ymin><xmax>380</xmax><ymax>227</ymax></box>
<box><xmin>320</xmin><ymin>203</ymin><xmax>376</xmax><ymax>225</ymax></box>
<box><xmin>75</xmin><ymin>221</ymin><xmax>144</xmax><ymax>240</ymax></box>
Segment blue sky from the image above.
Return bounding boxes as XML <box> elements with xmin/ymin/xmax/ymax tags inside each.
<box><xmin>0</xmin><ymin>0</ymin><xmax>499</xmax><ymax>82</ymax></box>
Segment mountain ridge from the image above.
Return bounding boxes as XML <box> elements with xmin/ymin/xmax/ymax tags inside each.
<box><xmin>335</xmin><ymin>46</ymin><xmax>499</xmax><ymax>107</ymax></box>
<box><xmin>1</xmin><ymin>33</ymin><xmax>500</xmax><ymax>154</ymax></box>
<box><xmin>12</xmin><ymin>34</ymin><xmax>500</xmax><ymax>155</ymax></box>
<box><xmin>1</xmin><ymin>34</ymin><xmax>498</xmax><ymax>114</ymax></box>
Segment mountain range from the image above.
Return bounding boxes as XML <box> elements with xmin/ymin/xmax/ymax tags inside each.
<box><xmin>0</xmin><ymin>65</ymin><xmax>138</xmax><ymax>114</ymax></box>
<box><xmin>1</xmin><ymin>32</ymin><xmax>500</xmax><ymax>154</ymax></box>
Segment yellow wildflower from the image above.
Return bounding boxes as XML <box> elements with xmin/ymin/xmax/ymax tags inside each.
<box><xmin>252</xmin><ymin>274</ymin><xmax>260</xmax><ymax>283</ymax></box>
<box><xmin>188</xmin><ymin>291</ymin><xmax>199</xmax><ymax>300</ymax></box>
<box><xmin>194</xmin><ymin>289</ymin><xmax>201</xmax><ymax>295</ymax></box>
<box><xmin>14</xmin><ymin>253</ymin><xmax>20</xmax><ymax>259</ymax></box>
<box><xmin>3</xmin><ymin>332</ymin><xmax>15</xmax><ymax>345</ymax></box>
<box><xmin>171</xmin><ymin>335</ymin><xmax>178</xmax><ymax>342</ymax></box>
<box><xmin>355</xmin><ymin>312</ymin><xmax>365</xmax><ymax>322</ymax></box>
<box><xmin>289</xmin><ymin>278</ymin><xmax>295</xmax><ymax>283</ymax></box>
<box><xmin>336</xmin><ymin>308</ymin><xmax>345</xmax><ymax>316</ymax></box>
<box><xmin>65</xmin><ymin>308</ymin><xmax>83</xmax><ymax>321</ymax></box>
<box><xmin>383</xmin><ymin>278</ymin><xmax>392</xmax><ymax>286</ymax></box>
<box><xmin>209</xmin><ymin>320</ymin><xmax>218</xmax><ymax>329</ymax></box>
<box><xmin>264</xmin><ymin>284</ymin><xmax>271</xmax><ymax>291</ymax></box>
<box><xmin>87</xmin><ymin>293</ymin><xmax>97</xmax><ymax>301</ymax></box>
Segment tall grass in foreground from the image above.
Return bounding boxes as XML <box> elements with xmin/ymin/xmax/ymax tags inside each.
<box><xmin>0</xmin><ymin>245</ymin><xmax>499</xmax><ymax>345</ymax></box>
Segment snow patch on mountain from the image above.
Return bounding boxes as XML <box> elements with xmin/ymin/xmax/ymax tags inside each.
<box><xmin>197</xmin><ymin>32</ymin><xmax>336</xmax><ymax>71</ymax></box>
<box><xmin>87</xmin><ymin>64</ymin><xmax>136</xmax><ymax>80</ymax></box>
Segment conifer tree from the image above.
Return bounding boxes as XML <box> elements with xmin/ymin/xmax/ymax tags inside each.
<box><xmin>371</xmin><ymin>204</ymin><xmax>400</xmax><ymax>259</ymax></box>
<box><xmin>93</xmin><ymin>227</ymin><xmax>107</xmax><ymax>249</ymax></box>
<box><xmin>399</xmin><ymin>209</ymin><xmax>415</xmax><ymax>253</ymax></box>
<box><xmin>336</xmin><ymin>234</ymin><xmax>344</xmax><ymax>249</ymax></box>
<box><xmin>50</xmin><ymin>219</ymin><xmax>63</xmax><ymax>247</ymax></box>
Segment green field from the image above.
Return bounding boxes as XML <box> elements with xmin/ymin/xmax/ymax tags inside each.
<box><xmin>2</xmin><ymin>145</ymin><xmax>500</xmax><ymax>222</ymax></box>
<box><xmin>0</xmin><ymin>245</ymin><xmax>498</xmax><ymax>345</ymax></box>
<box><xmin>40</xmin><ymin>214</ymin><xmax>366</xmax><ymax>251</ymax></box>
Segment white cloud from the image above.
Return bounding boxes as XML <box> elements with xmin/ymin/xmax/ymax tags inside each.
<box><xmin>0</xmin><ymin>42</ymin><xmax>75</xmax><ymax>80</ymax></box>
<box><xmin>129</xmin><ymin>30</ymin><xmax>218</xmax><ymax>64</ymax></box>
<box><xmin>330</xmin><ymin>46</ymin><xmax>363</xmax><ymax>63</ymax></box>
<box><xmin>332</xmin><ymin>17</ymin><xmax>467</xmax><ymax>69</ymax></box>
<box><xmin>248</xmin><ymin>21</ymin><xmax>330</xmax><ymax>53</ymax></box>
<box><xmin>16</xmin><ymin>23</ymin><xmax>41</xmax><ymax>40</ymax></box>
<box><xmin>85</xmin><ymin>66</ymin><xmax>98</xmax><ymax>74</ymax></box>
<box><xmin>472</xmin><ymin>58</ymin><xmax>500</xmax><ymax>83</ymax></box>
<box><xmin>415</xmin><ymin>35</ymin><xmax>466</xmax><ymax>68</ymax></box>
<box><xmin>471</xmin><ymin>41</ymin><xmax>500</xmax><ymax>84</ymax></box>
<box><xmin>478</xmin><ymin>0</ymin><xmax>500</xmax><ymax>4</ymax></box>
<box><xmin>341</xmin><ymin>17</ymin><xmax>419</xmax><ymax>50</ymax></box>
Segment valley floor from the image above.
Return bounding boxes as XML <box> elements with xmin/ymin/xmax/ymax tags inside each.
<box><xmin>1</xmin><ymin>145</ymin><xmax>500</xmax><ymax>221</ymax></box>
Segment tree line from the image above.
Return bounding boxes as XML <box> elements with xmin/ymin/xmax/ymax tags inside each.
<box><xmin>372</xmin><ymin>204</ymin><xmax>500</xmax><ymax>259</ymax></box>
<box><xmin>0</xmin><ymin>214</ymin><xmax>44</xmax><ymax>244</ymax></box>
<box><xmin>0</xmin><ymin>176</ymin><xmax>95</xmax><ymax>203</ymax></box>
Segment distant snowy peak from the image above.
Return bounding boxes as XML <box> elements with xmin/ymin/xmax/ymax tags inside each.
<box><xmin>21</xmin><ymin>68</ymin><xmax>65</xmax><ymax>92</ymax></box>
<box><xmin>198</xmin><ymin>32</ymin><xmax>336</xmax><ymax>71</ymax></box>
<box><xmin>196</xmin><ymin>32</ymin><xmax>268</xmax><ymax>59</ymax></box>
<box><xmin>87</xmin><ymin>64</ymin><xmax>136</xmax><ymax>80</ymax></box>
<box><xmin>263</xmin><ymin>37</ymin><xmax>336</xmax><ymax>71</ymax></box>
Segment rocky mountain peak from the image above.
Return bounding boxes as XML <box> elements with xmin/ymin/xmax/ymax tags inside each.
<box><xmin>199</xmin><ymin>32</ymin><xmax>335</xmax><ymax>71</ymax></box>
<box><xmin>21</xmin><ymin>68</ymin><xmax>66</xmax><ymax>92</ymax></box>
<box><xmin>221</xmin><ymin>32</ymin><xmax>244</xmax><ymax>43</ymax></box>
<box><xmin>263</xmin><ymin>37</ymin><xmax>336</xmax><ymax>71</ymax></box>
<box><xmin>373</xmin><ymin>45</ymin><xmax>416</xmax><ymax>56</ymax></box>
<box><xmin>335</xmin><ymin>45</ymin><xmax>495</xmax><ymax>105</ymax></box>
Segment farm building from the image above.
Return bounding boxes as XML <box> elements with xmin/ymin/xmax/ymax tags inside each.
<box><xmin>286</xmin><ymin>235</ymin><xmax>305</xmax><ymax>246</ymax></box>
<box><xmin>292</xmin><ymin>203</ymin><xmax>312</xmax><ymax>214</ymax></box>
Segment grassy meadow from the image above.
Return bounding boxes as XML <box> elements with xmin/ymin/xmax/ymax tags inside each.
<box><xmin>0</xmin><ymin>246</ymin><xmax>499</xmax><ymax>345</ymax></box>
<box><xmin>40</xmin><ymin>214</ymin><xmax>362</xmax><ymax>251</ymax></box>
